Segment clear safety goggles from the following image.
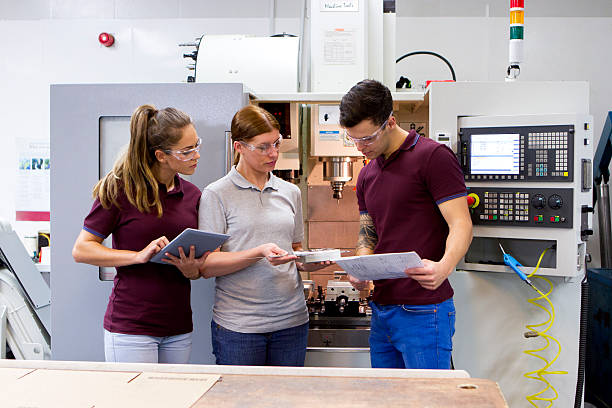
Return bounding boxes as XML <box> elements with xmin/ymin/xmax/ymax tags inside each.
<box><xmin>343</xmin><ymin>114</ymin><xmax>392</xmax><ymax>146</ymax></box>
<box><xmin>165</xmin><ymin>137</ymin><xmax>202</xmax><ymax>161</ymax></box>
<box><xmin>239</xmin><ymin>137</ymin><xmax>282</xmax><ymax>155</ymax></box>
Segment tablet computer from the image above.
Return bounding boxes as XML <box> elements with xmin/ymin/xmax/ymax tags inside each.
<box><xmin>150</xmin><ymin>228</ymin><xmax>230</xmax><ymax>264</ymax></box>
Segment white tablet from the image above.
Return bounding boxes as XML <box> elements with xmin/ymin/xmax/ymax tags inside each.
<box><xmin>150</xmin><ymin>228</ymin><xmax>230</xmax><ymax>264</ymax></box>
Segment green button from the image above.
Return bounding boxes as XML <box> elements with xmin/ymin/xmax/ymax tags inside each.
<box><xmin>538</xmin><ymin>215</ymin><xmax>543</xmax><ymax>221</ymax></box>
<box><xmin>493</xmin><ymin>215</ymin><xmax>498</xmax><ymax>220</ymax></box>
<box><xmin>555</xmin><ymin>216</ymin><xmax>560</xmax><ymax>222</ymax></box>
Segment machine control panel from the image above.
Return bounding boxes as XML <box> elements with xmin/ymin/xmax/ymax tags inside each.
<box><xmin>459</xmin><ymin>124</ymin><xmax>574</xmax><ymax>182</ymax></box>
<box><xmin>467</xmin><ymin>187</ymin><xmax>573</xmax><ymax>228</ymax></box>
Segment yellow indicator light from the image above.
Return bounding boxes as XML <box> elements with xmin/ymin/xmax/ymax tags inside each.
<box><xmin>510</xmin><ymin>10</ymin><xmax>524</xmax><ymax>24</ymax></box>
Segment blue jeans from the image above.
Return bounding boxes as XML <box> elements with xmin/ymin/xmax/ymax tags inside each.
<box><xmin>369</xmin><ymin>298</ymin><xmax>455</xmax><ymax>369</ymax></box>
<box><xmin>104</xmin><ymin>329</ymin><xmax>192</xmax><ymax>364</ymax></box>
<box><xmin>211</xmin><ymin>320</ymin><xmax>309</xmax><ymax>366</ymax></box>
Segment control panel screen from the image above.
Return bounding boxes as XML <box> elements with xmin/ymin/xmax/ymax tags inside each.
<box><xmin>470</xmin><ymin>133</ymin><xmax>520</xmax><ymax>175</ymax></box>
<box><xmin>460</xmin><ymin>124</ymin><xmax>574</xmax><ymax>182</ymax></box>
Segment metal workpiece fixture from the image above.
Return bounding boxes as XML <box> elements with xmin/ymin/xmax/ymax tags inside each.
<box><xmin>322</xmin><ymin>157</ymin><xmax>355</xmax><ymax>199</ymax></box>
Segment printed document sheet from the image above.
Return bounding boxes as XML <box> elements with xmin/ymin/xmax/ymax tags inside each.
<box><xmin>335</xmin><ymin>252</ymin><xmax>423</xmax><ymax>281</ymax></box>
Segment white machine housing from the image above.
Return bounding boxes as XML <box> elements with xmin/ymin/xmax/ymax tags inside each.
<box><xmin>426</xmin><ymin>81</ymin><xmax>590</xmax><ymax>407</ymax></box>
<box><xmin>195</xmin><ymin>35</ymin><xmax>299</xmax><ymax>93</ymax></box>
<box><xmin>456</xmin><ymin>113</ymin><xmax>593</xmax><ymax>278</ymax></box>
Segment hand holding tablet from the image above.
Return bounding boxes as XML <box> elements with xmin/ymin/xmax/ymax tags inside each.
<box><xmin>149</xmin><ymin>228</ymin><xmax>230</xmax><ymax>264</ymax></box>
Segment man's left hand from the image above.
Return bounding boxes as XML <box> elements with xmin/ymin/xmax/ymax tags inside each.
<box><xmin>404</xmin><ymin>259</ymin><xmax>451</xmax><ymax>291</ymax></box>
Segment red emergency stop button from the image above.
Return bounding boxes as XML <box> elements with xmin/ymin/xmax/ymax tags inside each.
<box><xmin>467</xmin><ymin>193</ymin><xmax>480</xmax><ymax>208</ymax></box>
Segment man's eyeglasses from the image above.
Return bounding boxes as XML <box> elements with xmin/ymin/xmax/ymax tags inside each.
<box><xmin>343</xmin><ymin>114</ymin><xmax>392</xmax><ymax>146</ymax></box>
<box><xmin>164</xmin><ymin>137</ymin><xmax>202</xmax><ymax>161</ymax></box>
<box><xmin>239</xmin><ymin>137</ymin><xmax>282</xmax><ymax>155</ymax></box>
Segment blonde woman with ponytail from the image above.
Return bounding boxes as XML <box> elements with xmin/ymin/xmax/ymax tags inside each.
<box><xmin>72</xmin><ymin>104</ymin><xmax>209</xmax><ymax>364</ymax></box>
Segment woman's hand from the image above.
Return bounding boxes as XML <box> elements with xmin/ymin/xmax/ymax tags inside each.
<box><xmin>134</xmin><ymin>236</ymin><xmax>170</xmax><ymax>264</ymax></box>
<box><xmin>162</xmin><ymin>245</ymin><xmax>211</xmax><ymax>280</ymax></box>
<box><xmin>296</xmin><ymin>260</ymin><xmax>333</xmax><ymax>272</ymax></box>
<box><xmin>259</xmin><ymin>243</ymin><xmax>297</xmax><ymax>266</ymax></box>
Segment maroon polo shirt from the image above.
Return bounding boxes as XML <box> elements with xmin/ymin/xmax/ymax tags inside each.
<box><xmin>356</xmin><ymin>130</ymin><xmax>467</xmax><ymax>305</ymax></box>
<box><xmin>83</xmin><ymin>175</ymin><xmax>201</xmax><ymax>336</ymax></box>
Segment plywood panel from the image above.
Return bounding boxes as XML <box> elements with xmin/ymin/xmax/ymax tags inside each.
<box><xmin>308</xmin><ymin>221</ymin><xmax>359</xmax><ymax>249</ymax></box>
<box><xmin>307</xmin><ymin>185</ymin><xmax>360</xmax><ymax>221</ymax></box>
<box><xmin>194</xmin><ymin>375</ymin><xmax>508</xmax><ymax>408</ymax></box>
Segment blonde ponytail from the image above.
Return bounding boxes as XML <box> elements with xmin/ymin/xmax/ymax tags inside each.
<box><xmin>93</xmin><ymin>104</ymin><xmax>192</xmax><ymax>217</ymax></box>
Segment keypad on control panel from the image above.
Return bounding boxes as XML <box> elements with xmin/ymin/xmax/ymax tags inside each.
<box><xmin>479</xmin><ymin>192</ymin><xmax>530</xmax><ymax>222</ymax></box>
<box><xmin>527</xmin><ymin>131</ymin><xmax>569</xmax><ymax>178</ymax></box>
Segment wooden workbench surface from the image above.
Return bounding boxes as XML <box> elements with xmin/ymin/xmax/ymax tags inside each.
<box><xmin>198</xmin><ymin>375</ymin><xmax>507</xmax><ymax>408</ymax></box>
<box><xmin>0</xmin><ymin>360</ymin><xmax>507</xmax><ymax>408</ymax></box>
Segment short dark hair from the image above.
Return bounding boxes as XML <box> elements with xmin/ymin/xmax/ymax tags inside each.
<box><xmin>339</xmin><ymin>79</ymin><xmax>393</xmax><ymax>128</ymax></box>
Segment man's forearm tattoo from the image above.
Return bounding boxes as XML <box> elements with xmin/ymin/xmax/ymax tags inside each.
<box><xmin>357</xmin><ymin>213</ymin><xmax>378</xmax><ymax>250</ymax></box>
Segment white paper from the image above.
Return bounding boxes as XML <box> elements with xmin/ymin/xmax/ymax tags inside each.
<box><xmin>323</xmin><ymin>30</ymin><xmax>356</xmax><ymax>65</ymax></box>
<box><xmin>335</xmin><ymin>252</ymin><xmax>423</xmax><ymax>281</ymax></box>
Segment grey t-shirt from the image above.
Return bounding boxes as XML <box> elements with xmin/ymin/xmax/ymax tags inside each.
<box><xmin>198</xmin><ymin>167</ymin><xmax>308</xmax><ymax>333</ymax></box>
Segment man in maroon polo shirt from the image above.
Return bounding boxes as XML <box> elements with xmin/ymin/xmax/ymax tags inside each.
<box><xmin>339</xmin><ymin>79</ymin><xmax>473</xmax><ymax>369</ymax></box>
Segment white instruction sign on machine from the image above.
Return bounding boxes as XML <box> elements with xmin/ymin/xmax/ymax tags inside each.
<box><xmin>320</xmin><ymin>0</ymin><xmax>358</xmax><ymax>12</ymax></box>
<box><xmin>335</xmin><ymin>252</ymin><xmax>423</xmax><ymax>281</ymax></box>
<box><xmin>323</xmin><ymin>29</ymin><xmax>357</xmax><ymax>65</ymax></box>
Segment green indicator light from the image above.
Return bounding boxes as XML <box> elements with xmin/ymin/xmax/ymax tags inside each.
<box><xmin>510</xmin><ymin>26</ymin><xmax>524</xmax><ymax>40</ymax></box>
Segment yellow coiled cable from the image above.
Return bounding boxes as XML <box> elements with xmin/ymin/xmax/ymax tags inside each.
<box><xmin>523</xmin><ymin>248</ymin><xmax>568</xmax><ymax>407</ymax></box>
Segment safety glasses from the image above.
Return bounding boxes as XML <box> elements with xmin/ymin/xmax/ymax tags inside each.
<box><xmin>239</xmin><ymin>137</ymin><xmax>282</xmax><ymax>155</ymax></box>
<box><xmin>343</xmin><ymin>114</ymin><xmax>392</xmax><ymax>146</ymax></box>
<box><xmin>164</xmin><ymin>137</ymin><xmax>202</xmax><ymax>161</ymax></box>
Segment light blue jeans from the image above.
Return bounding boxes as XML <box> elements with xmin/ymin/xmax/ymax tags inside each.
<box><xmin>104</xmin><ymin>329</ymin><xmax>192</xmax><ymax>364</ymax></box>
<box><xmin>369</xmin><ymin>298</ymin><xmax>455</xmax><ymax>369</ymax></box>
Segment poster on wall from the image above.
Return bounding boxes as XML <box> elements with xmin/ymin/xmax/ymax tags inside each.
<box><xmin>15</xmin><ymin>138</ymin><xmax>50</xmax><ymax>222</ymax></box>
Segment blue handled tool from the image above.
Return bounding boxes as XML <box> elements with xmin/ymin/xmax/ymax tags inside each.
<box><xmin>499</xmin><ymin>243</ymin><xmax>538</xmax><ymax>291</ymax></box>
